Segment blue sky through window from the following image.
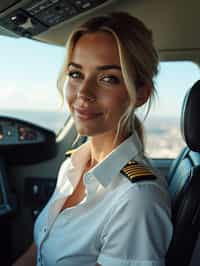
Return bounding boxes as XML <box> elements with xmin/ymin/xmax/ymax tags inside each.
<box><xmin>0</xmin><ymin>36</ymin><xmax>199</xmax><ymax>117</ymax></box>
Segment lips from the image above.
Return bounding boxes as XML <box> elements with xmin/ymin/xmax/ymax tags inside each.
<box><xmin>74</xmin><ymin>107</ymin><xmax>102</xmax><ymax>120</ymax></box>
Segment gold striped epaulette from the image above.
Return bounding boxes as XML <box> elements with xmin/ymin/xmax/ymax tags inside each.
<box><xmin>120</xmin><ymin>160</ymin><xmax>156</xmax><ymax>183</ymax></box>
<box><xmin>65</xmin><ymin>149</ymin><xmax>77</xmax><ymax>158</ymax></box>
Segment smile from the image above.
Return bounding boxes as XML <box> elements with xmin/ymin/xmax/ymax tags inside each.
<box><xmin>74</xmin><ymin>108</ymin><xmax>103</xmax><ymax>120</ymax></box>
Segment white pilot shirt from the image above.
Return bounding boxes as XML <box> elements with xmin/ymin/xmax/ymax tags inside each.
<box><xmin>34</xmin><ymin>132</ymin><xmax>173</xmax><ymax>266</ymax></box>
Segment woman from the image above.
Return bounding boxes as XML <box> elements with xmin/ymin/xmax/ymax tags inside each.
<box><xmin>14</xmin><ymin>12</ymin><xmax>173</xmax><ymax>266</ymax></box>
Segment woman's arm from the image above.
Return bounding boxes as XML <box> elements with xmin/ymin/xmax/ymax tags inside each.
<box><xmin>96</xmin><ymin>185</ymin><xmax>172</xmax><ymax>266</ymax></box>
<box><xmin>12</xmin><ymin>242</ymin><xmax>37</xmax><ymax>266</ymax></box>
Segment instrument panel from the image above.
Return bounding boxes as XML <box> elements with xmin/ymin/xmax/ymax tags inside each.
<box><xmin>0</xmin><ymin>119</ymin><xmax>45</xmax><ymax>145</ymax></box>
<box><xmin>0</xmin><ymin>116</ymin><xmax>57</xmax><ymax>218</ymax></box>
<box><xmin>0</xmin><ymin>116</ymin><xmax>57</xmax><ymax>164</ymax></box>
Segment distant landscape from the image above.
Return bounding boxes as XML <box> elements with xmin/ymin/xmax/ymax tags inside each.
<box><xmin>144</xmin><ymin>116</ymin><xmax>185</xmax><ymax>158</ymax></box>
<box><xmin>0</xmin><ymin>109</ymin><xmax>185</xmax><ymax>159</ymax></box>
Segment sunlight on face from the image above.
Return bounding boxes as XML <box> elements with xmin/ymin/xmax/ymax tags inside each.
<box><xmin>65</xmin><ymin>31</ymin><xmax>130</xmax><ymax>138</ymax></box>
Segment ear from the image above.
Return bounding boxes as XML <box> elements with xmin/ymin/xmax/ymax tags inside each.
<box><xmin>135</xmin><ymin>83</ymin><xmax>152</xmax><ymax>107</ymax></box>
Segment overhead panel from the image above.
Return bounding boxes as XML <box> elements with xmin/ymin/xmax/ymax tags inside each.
<box><xmin>0</xmin><ymin>0</ymin><xmax>21</xmax><ymax>13</ymax></box>
<box><xmin>0</xmin><ymin>0</ymin><xmax>110</xmax><ymax>38</ymax></box>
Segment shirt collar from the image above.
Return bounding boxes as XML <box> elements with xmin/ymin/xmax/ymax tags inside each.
<box><xmin>68</xmin><ymin>132</ymin><xmax>143</xmax><ymax>188</ymax></box>
<box><xmin>90</xmin><ymin>132</ymin><xmax>143</xmax><ymax>187</ymax></box>
<box><xmin>66</xmin><ymin>142</ymin><xmax>91</xmax><ymax>188</ymax></box>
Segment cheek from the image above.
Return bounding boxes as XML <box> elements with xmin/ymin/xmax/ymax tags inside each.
<box><xmin>106</xmin><ymin>91</ymin><xmax>129</xmax><ymax>114</ymax></box>
<box><xmin>120</xmin><ymin>89</ymin><xmax>130</xmax><ymax>109</ymax></box>
<box><xmin>65</xmin><ymin>82</ymin><xmax>76</xmax><ymax>107</ymax></box>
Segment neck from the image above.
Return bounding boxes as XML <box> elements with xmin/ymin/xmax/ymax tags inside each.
<box><xmin>88</xmin><ymin>130</ymin><xmax>130</xmax><ymax>168</ymax></box>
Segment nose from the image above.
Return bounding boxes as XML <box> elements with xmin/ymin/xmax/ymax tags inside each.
<box><xmin>77</xmin><ymin>78</ymin><xmax>96</xmax><ymax>102</ymax></box>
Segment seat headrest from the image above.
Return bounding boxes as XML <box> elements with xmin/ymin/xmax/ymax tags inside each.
<box><xmin>181</xmin><ymin>80</ymin><xmax>200</xmax><ymax>151</ymax></box>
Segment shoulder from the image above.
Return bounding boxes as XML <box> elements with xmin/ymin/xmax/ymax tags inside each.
<box><xmin>101</xmin><ymin>176</ymin><xmax>172</xmax><ymax>244</ymax></box>
<box><xmin>118</xmin><ymin>161</ymin><xmax>171</xmax><ymax>215</ymax></box>
<box><xmin>120</xmin><ymin>160</ymin><xmax>157</xmax><ymax>183</ymax></box>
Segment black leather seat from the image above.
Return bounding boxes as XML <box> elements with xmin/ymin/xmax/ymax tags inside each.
<box><xmin>166</xmin><ymin>80</ymin><xmax>200</xmax><ymax>266</ymax></box>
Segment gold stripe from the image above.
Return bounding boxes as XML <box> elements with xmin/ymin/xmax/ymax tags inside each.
<box><xmin>124</xmin><ymin>164</ymin><xmax>145</xmax><ymax>169</ymax></box>
<box><xmin>121</xmin><ymin>161</ymin><xmax>155</xmax><ymax>181</ymax></box>
<box><xmin>123</xmin><ymin>167</ymin><xmax>152</xmax><ymax>173</ymax></box>
<box><xmin>128</xmin><ymin>173</ymin><xmax>150</xmax><ymax>177</ymax></box>
<box><xmin>121</xmin><ymin>161</ymin><xmax>156</xmax><ymax>182</ymax></box>
<box><xmin>124</xmin><ymin>168</ymin><xmax>152</xmax><ymax>174</ymax></box>
<box><xmin>124</xmin><ymin>164</ymin><xmax>151</xmax><ymax>169</ymax></box>
<box><xmin>126</xmin><ymin>171</ymin><xmax>152</xmax><ymax>176</ymax></box>
<box><xmin>128</xmin><ymin>173</ymin><xmax>154</xmax><ymax>179</ymax></box>
<box><xmin>124</xmin><ymin>165</ymin><xmax>151</xmax><ymax>170</ymax></box>
<box><xmin>124</xmin><ymin>167</ymin><xmax>152</xmax><ymax>172</ymax></box>
<box><xmin>125</xmin><ymin>171</ymin><xmax>153</xmax><ymax>176</ymax></box>
<box><xmin>124</xmin><ymin>167</ymin><xmax>145</xmax><ymax>171</ymax></box>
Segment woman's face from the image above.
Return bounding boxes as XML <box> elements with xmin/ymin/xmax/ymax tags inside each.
<box><xmin>65</xmin><ymin>31</ymin><xmax>130</xmax><ymax>137</ymax></box>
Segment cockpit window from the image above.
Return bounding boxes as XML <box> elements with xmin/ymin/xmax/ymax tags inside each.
<box><xmin>0</xmin><ymin>36</ymin><xmax>68</xmax><ymax>134</ymax></box>
<box><xmin>1</xmin><ymin>36</ymin><xmax>200</xmax><ymax>158</ymax></box>
<box><xmin>141</xmin><ymin>61</ymin><xmax>200</xmax><ymax>158</ymax></box>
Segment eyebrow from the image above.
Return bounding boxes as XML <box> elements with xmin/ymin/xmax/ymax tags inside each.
<box><xmin>68</xmin><ymin>62</ymin><xmax>121</xmax><ymax>71</ymax></box>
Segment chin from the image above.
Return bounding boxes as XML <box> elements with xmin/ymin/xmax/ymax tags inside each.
<box><xmin>74</xmin><ymin>120</ymin><xmax>117</xmax><ymax>138</ymax></box>
<box><xmin>76</xmin><ymin>126</ymin><xmax>104</xmax><ymax>137</ymax></box>
<box><xmin>76</xmin><ymin>126</ymin><xmax>94</xmax><ymax>136</ymax></box>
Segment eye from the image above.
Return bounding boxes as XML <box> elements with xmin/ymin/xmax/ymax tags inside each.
<box><xmin>68</xmin><ymin>70</ymin><xmax>83</xmax><ymax>79</ymax></box>
<box><xmin>101</xmin><ymin>75</ymin><xmax>120</xmax><ymax>85</ymax></box>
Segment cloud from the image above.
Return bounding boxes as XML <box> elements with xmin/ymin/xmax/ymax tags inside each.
<box><xmin>0</xmin><ymin>81</ymin><xmax>61</xmax><ymax>110</ymax></box>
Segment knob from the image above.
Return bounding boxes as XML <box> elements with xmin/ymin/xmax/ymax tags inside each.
<box><xmin>11</xmin><ymin>13</ymin><xmax>28</xmax><ymax>26</ymax></box>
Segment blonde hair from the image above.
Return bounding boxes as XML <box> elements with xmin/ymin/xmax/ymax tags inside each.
<box><xmin>57</xmin><ymin>12</ymin><xmax>159</xmax><ymax>146</ymax></box>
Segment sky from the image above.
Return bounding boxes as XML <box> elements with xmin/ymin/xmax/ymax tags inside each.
<box><xmin>0</xmin><ymin>35</ymin><xmax>200</xmax><ymax>118</ymax></box>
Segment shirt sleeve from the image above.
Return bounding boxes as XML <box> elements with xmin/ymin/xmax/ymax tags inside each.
<box><xmin>97</xmin><ymin>183</ymin><xmax>173</xmax><ymax>266</ymax></box>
